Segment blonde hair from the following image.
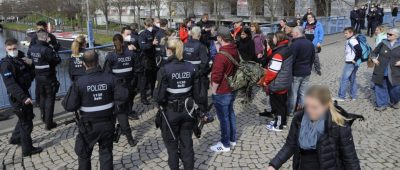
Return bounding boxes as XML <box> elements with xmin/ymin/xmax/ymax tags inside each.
<box><xmin>166</xmin><ymin>38</ymin><xmax>184</xmax><ymax>60</ymax></box>
<box><xmin>306</xmin><ymin>85</ymin><xmax>346</xmax><ymax>126</ymax></box>
<box><xmin>71</xmin><ymin>35</ymin><xmax>86</xmax><ymax>57</ymax></box>
<box><xmin>376</xmin><ymin>25</ymin><xmax>386</xmax><ymax>33</ymax></box>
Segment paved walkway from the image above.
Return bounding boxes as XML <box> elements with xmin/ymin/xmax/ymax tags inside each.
<box><xmin>1</xmin><ymin>33</ymin><xmax>400</xmax><ymax>170</ymax></box>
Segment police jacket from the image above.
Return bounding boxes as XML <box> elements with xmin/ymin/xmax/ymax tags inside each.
<box><xmin>28</xmin><ymin>41</ymin><xmax>61</xmax><ymax>77</ymax></box>
<box><xmin>154</xmin><ymin>29</ymin><xmax>168</xmax><ymax>66</ymax></box>
<box><xmin>104</xmin><ymin>47</ymin><xmax>135</xmax><ymax>79</ymax></box>
<box><xmin>29</xmin><ymin>30</ymin><xmax>60</xmax><ymax>52</ymax></box>
<box><xmin>269</xmin><ymin>111</ymin><xmax>361</xmax><ymax>170</ymax></box>
<box><xmin>0</xmin><ymin>53</ymin><xmax>35</xmax><ymax>104</ymax></box>
<box><xmin>67</xmin><ymin>52</ymin><xmax>85</xmax><ymax>81</ymax></box>
<box><xmin>62</xmin><ymin>67</ymin><xmax>129</xmax><ymax>119</ymax></box>
<box><xmin>350</xmin><ymin>10</ymin><xmax>359</xmax><ymax>20</ymax></box>
<box><xmin>367</xmin><ymin>11</ymin><xmax>378</xmax><ymax>22</ymax></box>
<box><xmin>183</xmin><ymin>39</ymin><xmax>209</xmax><ymax>75</ymax></box>
<box><xmin>139</xmin><ymin>29</ymin><xmax>156</xmax><ymax>70</ymax></box>
<box><xmin>154</xmin><ymin>58</ymin><xmax>206</xmax><ymax>111</ymax></box>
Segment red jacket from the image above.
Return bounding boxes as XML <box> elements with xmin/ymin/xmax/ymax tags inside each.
<box><xmin>179</xmin><ymin>26</ymin><xmax>189</xmax><ymax>43</ymax></box>
<box><xmin>211</xmin><ymin>43</ymin><xmax>239</xmax><ymax>94</ymax></box>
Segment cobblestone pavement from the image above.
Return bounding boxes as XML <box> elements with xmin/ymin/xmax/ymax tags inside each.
<box><xmin>1</xmin><ymin>34</ymin><xmax>400</xmax><ymax>170</ymax></box>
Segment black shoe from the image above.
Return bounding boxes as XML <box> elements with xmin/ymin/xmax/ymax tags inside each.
<box><xmin>23</xmin><ymin>147</ymin><xmax>43</xmax><ymax>157</ymax></box>
<box><xmin>9</xmin><ymin>138</ymin><xmax>20</xmax><ymax>145</ymax></box>
<box><xmin>141</xmin><ymin>99</ymin><xmax>150</xmax><ymax>105</ymax></box>
<box><xmin>316</xmin><ymin>70</ymin><xmax>322</xmax><ymax>76</ymax></box>
<box><xmin>128</xmin><ymin>111</ymin><xmax>139</xmax><ymax>120</ymax></box>
<box><xmin>126</xmin><ymin>135</ymin><xmax>138</xmax><ymax>147</ymax></box>
<box><xmin>259</xmin><ymin>110</ymin><xmax>273</xmax><ymax>118</ymax></box>
<box><xmin>45</xmin><ymin>122</ymin><xmax>57</xmax><ymax>131</ymax></box>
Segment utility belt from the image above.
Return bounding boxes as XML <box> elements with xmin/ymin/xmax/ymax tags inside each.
<box><xmin>116</xmin><ymin>77</ymin><xmax>132</xmax><ymax>84</ymax></box>
<box><xmin>79</xmin><ymin>115</ymin><xmax>114</xmax><ymax>124</ymax></box>
<box><xmin>167</xmin><ymin>97</ymin><xmax>196</xmax><ymax>116</ymax></box>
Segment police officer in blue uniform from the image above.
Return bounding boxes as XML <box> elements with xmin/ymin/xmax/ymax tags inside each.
<box><xmin>154</xmin><ymin>38</ymin><xmax>207</xmax><ymax>170</ymax></box>
<box><xmin>139</xmin><ymin>18</ymin><xmax>157</xmax><ymax>105</ymax></box>
<box><xmin>67</xmin><ymin>35</ymin><xmax>86</xmax><ymax>81</ymax></box>
<box><xmin>0</xmin><ymin>38</ymin><xmax>43</xmax><ymax>156</ymax></box>
<box><xmin>121</xmin><ymin>26</ymin><xmax>141</xmax><ymax>120</ymax></box>
<box><xmin>154</xmin><ymin>19</ymin><xmax>169</xmax><ymax>67</ymax></box>
<box><xmin>104</xmin><ymin>34</ymin><xmax>138</xmax><ymax>147</ymax></box>
<box><xmin>63</xmin><ymin>50</ymin><xmax>128</xmax><ymax>170</ymax></box>
<box><xmin>28</xmin><ymin>30</ymin><xmax>61</xmax><ymax>130</ymax></box>
<box><xmin>29</xmin><ymin>21</ymin><xmax>60</xmax><ymax>52</ymax></box>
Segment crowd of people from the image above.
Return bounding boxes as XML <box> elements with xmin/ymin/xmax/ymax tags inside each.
<box><xmin>2</xmin><ymin>4</ymin><xmax>399</xmax><ymax>169</ymax></box>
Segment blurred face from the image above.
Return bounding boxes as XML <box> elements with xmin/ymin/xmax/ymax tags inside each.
<box><xmin>250</xmin><ymin>25</ymin><xmax>256</xmax><ymax>32</ymax></box>
<box><xmin>304</xmin><ymin>96</ymin><xmax>328</xmax><ymax>121</ymax></box>
<box><xmin>387</xmin><ymin>31</ymin><xmax>399</xmax><ymax>41</ymax></box>
<box><xmin>375</xmin><ymin>28</ymin><xmax>382</xmax><ymax>35</ymax></box>
<box><xmin>6</xmin><ymin>44</ymin><xmax>18</xmax><ymax>57</ymax></box>
<box><xmin>344</xmin><ymin>30</ymin><xmax>354</xmax><ymax>39</ymax></box>
<box><xmin>202</xmin><ymin>15</ymin><xmax>209</xmax><ymax>22</ymax></box>
<box><xmin>122</xmin><ymin>30</ymin><xmax>132</xmax><ymax>39</ymax></box>
<box><xmin>240</xmin><ymin>32</ymin><xmax>247</xmax><ymax>39</ymax></box>
<box><xmin>307</xmin><ymin>15</ymin><xmax>315</xmax><ymax>23</ymax></box>
<box><xmin>354</xmin><ymin>7</ymin><xmax>358</xmax><ymax>11</ymax></box>
<box><xmin>234</xmin><ymin>22</ymin><xmax>242</xmax><ymax>29</ymax></box>
<box><xmin>285</xmin><ymin>27</ymin><xmax>292</xmax><ymax>34</ymax></box>
<box><xmin>280</xmin><ymin>20</ymin><xmax>286</xmax><ymax>27</ymax></box>
<box><xmin>307</xmin><ymin>9</ymin><xmax>312</xmax><ymax>13</ymax></box>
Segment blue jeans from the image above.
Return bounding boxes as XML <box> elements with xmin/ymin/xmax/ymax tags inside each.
<box><xmin>338</xmin><ymin>63</ymin><xmax>359</xmax><ymax>99</ymax></box>
<box><xmin>374</xmin><ymin>77</ymin><xmax>400</xmax><ymax>107</ymax></box>
<box><xmin>212</xmin><ymin>93</ymin><xmax>236</xmax><ymax>147</ymax></box>
<box><xmin>288</xmin><ymin>76</ymin><xmax>310</xmax><ymax>113</ymax></box>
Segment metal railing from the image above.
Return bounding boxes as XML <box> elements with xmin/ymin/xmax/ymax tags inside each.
<box><xmin>1</xmin><ymin>12</ymin><xmax>399</xmax><ymax>109</ymax></box>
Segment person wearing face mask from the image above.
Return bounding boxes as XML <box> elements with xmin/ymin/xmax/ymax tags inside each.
<box><xmin>152</xmin><ymin>18</ymin><xmax>161</xmax><ymax>36</ymax></box>
<box><xmin>103</xmin><ymin>34</ymin><xmax>138</xmax><ymax>147</ymax></box>
<box><xmin>350</xmin><ymin>7</ymin><xmax>360</xmax><ymax>33</ymax></box>
<box><xmin>367</xmin><ymin>6</ymin><xmax>379</xmax><ymax>37</ymax></box>
<box><xmin>153</xmin><ymin>38</ymin><xmax>206</xmax><ymax>170</ymax></box>
<box><xmin>266</xmin><ymin>85</ymin><xmax>360</xmax><ymax>170</ymax></box>
<box><xmin>1</xmin><ymin>38</ymin><xmax>42</xmax><ymax>156</ymax></box>
<box><xmin>138</xmin><ymin>18</ymin><xmax>157</xmax><ymax>105</ymax></box>
<box><xmin>28</xmin><ymin>30</ymin><xmax>61</xmax><ymax>131</ymax></box>
<box><xmin>121</xmin><ymin>26</ymin><xmax>141</xmax><ymax>120</ymax></box>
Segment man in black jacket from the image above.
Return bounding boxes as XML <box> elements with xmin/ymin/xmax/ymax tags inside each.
<box><xmin>350</xmin><ymin>7</ymin><xmax>360</xmax><ymax>33</ymax></box>
<box><xmin>196</xmin><ymin>13</ymin><xmax>213</xmax><ymax>47</ymax></box>
<box><xmin>392</xmin><ymin>5</ymin><xmax>398</xmax><ymax>27</ymax></box>
<box><xmin>358</xmin><ymin>5</ymin><xmax>367</xmax><ymax>29</ymax></box>
<box><xmin>287</xmin><ymin>26</ymin><xmax>315</xmax><ymax>116</ymax></box>
<box><xmin>29</xmin><ymin>21</ymin><xmax>60</xmax><ymax>52</ymax></box>
<box><xmin>0</xmin><ymin>38</ymin><xmax>42</xmax><ymax>156</ymax></box>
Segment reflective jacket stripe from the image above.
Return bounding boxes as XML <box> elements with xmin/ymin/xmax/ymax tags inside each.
<box><xmin>162</xmin><ymin>56</ymin><xmax>169</xmax><ymax>60</ymax></box>
<box><xmin>166</xmin><ymin>86</ymin><xmax>192</xmax><ymax>94</ymax></box>
<box><xmin>185</xmin><ymin>60</ymin><xmax>201</xmax><ymax>65</ymax></box>
<box><xmin>80</xmin><ymin>103</ymin><xmax>114</xmax><ymax>112</ymax></box>
<box><xmin>35</xmin><ymin>65</ymin><xmax>50</xmax><ymax>69</ymax></box>
<box><xmin>112</xmin><ymin>67</ymin><xmax>133</xmax><ymax>74</ymax></box>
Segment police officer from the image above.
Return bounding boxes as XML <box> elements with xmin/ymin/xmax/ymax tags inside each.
<box><xmin>29</xmin><ymin>20</ymin><xmax>60</xmax><ymax>52</ymax></box>
<box><xmin>28</xmin><ymin>30</ymin><xmax>61</xmax><ymax>130</ymax></box>
<box><xmin>154</xmin><ymin>38</ymin><xmax>207</xmax><ymax>170</ymax></box>
<box><xmin>367</xmin><ymin>7</ymin><xmax>379</xmax><ymax>37</ymax></box>
<box><xmin>154</xmin><ymin>19</ymin><xmax>169</xmax><ymax>67</ymax></box>
<box><xmin>121</xmin><ymin>26</ymin><xmax>141</xmax><ymax>120</ymax></box>
<box><xmin>63</xmin><ymin>50</ymin><xmax>128</xmax><ymax>170</ymax></box>
<box><xmin>104</xmin><ymin>34</ymin><xmax>138</xmax><ymax>147</ymax></box>
<box><xmin>67</xmin><ymin>35</ymin><xmax>86</xmax><ymax>81</ymax></box>
<box><xmin>0</xmin><ymin>38</ymin><xmax>42</xmax><ymax>156</ymax></box>
<box><xmin>138</xmin><ymin>18</ymin><xmax>157</xmax><ymax>105</ymax></box>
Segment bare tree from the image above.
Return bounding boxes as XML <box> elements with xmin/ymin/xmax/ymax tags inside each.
<box><xmin>265</xmin><ymin>0</ymin><xmax>278</xmax><ymax>23</ymax></box>
<box><xmin>96</xmin><ymin>0</ymin><xmax>110</xmax><ymax>30</ymax></box>
<box><xmin>111</xmin><ymin>0</ymin><xmax>125</xmax><ymax>27</ymax></box>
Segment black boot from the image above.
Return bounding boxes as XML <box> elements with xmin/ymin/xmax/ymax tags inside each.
<box><xmin>259</xmin><ymin>109</ymin><xmax>273</xmax><ymax>118</ymax></box>
<box><xmin>23</xmin><ymin>147</ymin><xmax>43</xmax><ymax>157</ymax></box>
<box><xmin>126</xmin><ymin>134</ymin><xmax>138</xmax><ymax>147</ymax></box>
<box><xmin>45</xmin><ymin>122</ymin><xmax>57</xmax><ymax>131</ymax></box>
<box><xmin>9</xmin><ymin>138</ymin><xmax>20</xmax><ymax>145</ymax></box>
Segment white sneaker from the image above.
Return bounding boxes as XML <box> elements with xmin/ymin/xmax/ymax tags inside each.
<box><xmin>266</xmin><ymin>124</ymin><xmax>282</xmax><ymax>132</ymax></box>
<box><xmin>230</xmin><ymin>142</ymin><xmax>237</xmax><ymax>148</ymax></box>
<box><xmin>210</xmin><ymin>142</ymin><xmax>230</xmax><ymax>152</ymax></box>
<box><xmin>333</xmin><ymin>97</ymin><xmax>345</xmax><ymax>102</ymax></box>
<box><xmin>269</xmin><ymin>121</ymin><xmax>275</xmax><ymax>126</ymax></box>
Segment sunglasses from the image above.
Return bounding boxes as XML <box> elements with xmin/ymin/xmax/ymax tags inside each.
<box><xmin>387</xmin><ymin>33</ymin><xmax>395</xmax><ymax>36</ymax></box>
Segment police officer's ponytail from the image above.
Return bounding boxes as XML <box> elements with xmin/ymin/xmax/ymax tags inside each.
<box><xmin>166</xmin><ymin>38</ymin><xmax>184</xmax><ymax>60</ymax></box>
<box><xmin>113</xmin><ymin>34</ymin><xmax>124</xmax><ymax>55</ymax></box>
<box><xmin>71</xmin><ymin>35</ymin><xmax>86</xmax><ymax>57</ymax></box>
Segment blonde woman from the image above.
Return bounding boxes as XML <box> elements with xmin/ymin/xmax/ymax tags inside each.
<box><xmin>153</xmin><ymin>38</ymin><xmax>207</xmax><ymax>170</ymax></box>
<box><xmin>67</xmin><ymin>35</ymin><xmax>86</xmax><ymax>81</ymax></box>
<box><xmin>375</xmin><ymin>25</ymin><xmax>387</xmax><ymax>46</ymax></box>
<box><xmin>267</xmin><ymin>85</ymin><xmax>360</xmax><ymax>170</ymax></box>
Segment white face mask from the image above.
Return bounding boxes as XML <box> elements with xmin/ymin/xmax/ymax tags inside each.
<box><xmin>7</xmin><ymin>50</ymin><xmax>18</xmax><ymax>58</ymax></box>
<box><xmin>155</xmin><ymin>23</ymin><xmax>160</xmax><ymax>28</ymax></box>
<box><xmin>147</xmin><ymin>27</ymin><xmax>153</xmax><ymax>32</ymax></box>
<box><xmin>124</xmin><ymin>35</ymin><xmax>131</xmax><ymax>42</ymax></box>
